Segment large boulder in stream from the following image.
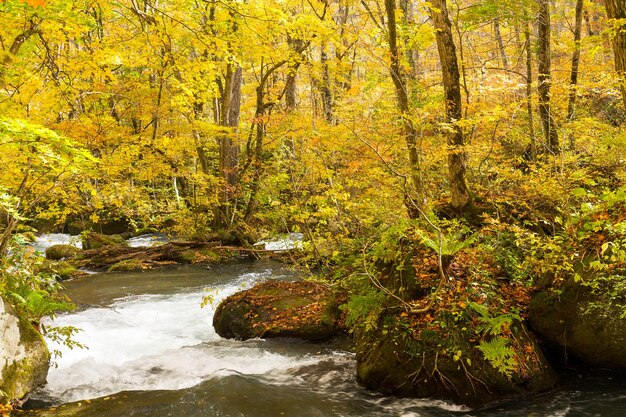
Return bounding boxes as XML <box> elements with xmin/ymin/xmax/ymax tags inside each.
<box><xmin>213</xmin><ymin>280</ymin><xmax>346</xmax><ymax>341</ymax></box>
<box><xmin>355</xmin><ymin>311</ymin><xmax>556</xmax><ymax>408</ymax></box>
<box><xmin>45</xmin><ymin>244</ymin><xmax>81</xmax><ymax>261</ymax></box>
<box><xmin>0</xmin><ymin>297</ymin><xmax>50</xmax><ymax>404</ymax></box>
<box><xmin>530</xmin><ymin>281</ymin><xmax>626</xmax><ymax>369</ymax></box>
<box><xmin>80</xmin><ymin>231</ymin><xmax>127</xmax><ymax>250</ymax></box>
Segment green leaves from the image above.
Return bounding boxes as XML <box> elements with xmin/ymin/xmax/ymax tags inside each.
<box><xmin>477</xmin><ymin>336</ymin><xmax>517</xmax><ymax>378</ymax></box>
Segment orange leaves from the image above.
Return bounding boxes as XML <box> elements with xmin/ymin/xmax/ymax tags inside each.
<box><xmin>0</xmin><ymin>0</ymin><xmax>46</xmax><ymax>6</ymax></box>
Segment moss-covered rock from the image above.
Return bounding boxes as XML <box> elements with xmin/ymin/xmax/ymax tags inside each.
<box><xmin>81</xmin><ymin>231</ymin><xmax>128</xmax><ymax>250</ymax></box>
<box><xmin>133</xmin><ymin>227</ymin><xmax>158</xmax><ymax>237</ymax></box>
<box><xmin>213</xmin><ymin>280</ymin><xmax>346</xmax><ymax>341</ymax></box>
<box><xmin>107</xmin><ymin>259</ymin><xmax>147</xmax><ymax>272</ymax></box>
<box><xmin>171</xmin><ymin>248</ymin><xmax>222</xmax><ymax>264</ymax></box>
<box><xmin>356</xmin><ymin>311</ymin><xmax>556</xmax><ymax>408</ymax></box>
<box><xmin>529</xmin><ymin>281</ymin><xmax>626</xmax><ymax>369</ymax></box>
<box><xmin>40</xmin><ymin>260</ymin><xmax>80</xmax><ymax>280</ymax></box>
<box><xmin>0</xmin><ymin>298</ymin><xmax>50</xmax><ymax>404</ymax></box>
<box><xmin>45</xmin><ymin>244</ymin><xmax>81</xmax><ymax>261</ymax></box>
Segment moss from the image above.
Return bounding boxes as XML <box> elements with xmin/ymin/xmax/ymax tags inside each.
<box><xmin>133</xmin><ymin>227</ymin><xmax>158</xmax><ymax>236</ymax></box>
<box><xmin>45</xmin><ymin>245</ymin><xmax>81</xmax><ymax>261</ymax></box>
<box><xmin>22</xmin><ymin>232</ymin><xmax>37</xmax><ymax>243</ymax></box>
<box><xmin>39</xmin><ymin>260</ymin><xmax>79</xmax><ymax>281</ymax></box>
<box><xmin>0</xmin><ymin>311</ymin><xmax>49</xmax><ymax>404</ymax></box>
<box><xmin>172</xmin><ymin>250</ymin><xmax>199</xmax><ymax>264</ymax></box>
<box><xmin>355</xmin><ymin>310</ymin><xmax>556</xmax><ymax>407</ymax></box>
<box><xmin>50</xmin><ymin>261</ymin><xmax>79</xmax><ymax>280</ymax></box>
<box><xmin>530</xmin><ymin>282</ymin><xmax>626</xmax><ymax>369</ymax></box>
<box><xmin>214</xmin><ymin>280</ymin><xmax>346</xmax><ymax>341</ymax></box>
<box><xmin>271</xmin><ymin>296</ymin><xmax>313</xmax><ymax>310</ymax></box>
<box><xmin>108</xmin><ymin>259</ymin><xmax>146</xmax><ymax>272</ymax></box>
<box><xmin>81</xmin><ymin>232</ymin><xmax>127</xmax><ymax>250</ymax></box>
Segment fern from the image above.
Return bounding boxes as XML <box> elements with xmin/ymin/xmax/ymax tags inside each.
<box><xmin>477</xmin><ymin>336</ymin><xmax>518</xmax><ymax>378</ymax></box>
<box><xmin>342</xmin><ymin>289</ymin><xmax>386</xmax><ymax>332</ymax></box>
<box><xmin>469</xmin><ymin>302</ymin><xmax>522</xmax><ymax>335</ymax></box>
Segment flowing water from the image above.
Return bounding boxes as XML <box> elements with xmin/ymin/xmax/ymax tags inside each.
<box><xmin>23</xmin><ymin>235</ymin><xmax>626</xmax><ymax>416</ymax></box>
<box><xmin>31</xmin><ymin>233</ymin><xmax>83</xmax><ymax>253</ymax></box>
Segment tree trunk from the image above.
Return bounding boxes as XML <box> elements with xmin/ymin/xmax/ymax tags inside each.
<box><xmin>604</xmin><ymin>0</ymin><xmax>626</xmax><ymax>112</ymax></box>
<box><xmin>567</xmin><ymin>0</ymin><xmax>584</xmax><ymax>147</ymax></box>
<box><xmin>537</xmin><ymin>0</ymin><xmax>559</xmax><ymax>153</ymax></box>
<box><xmin>399</xmin><ymin>0</ymin><xmax>420</xmax><ymax>78</ymax></box>
<box><xmin>243</xmin><ymin>84</ymin><xmax>267</xmax><ymax>223</ymax></box>
<box><xmin>320</xmin><ymin>43</ymin><xmax>334</xmax><ymax>123</ymax></box>
<box><xmin>0</xmin><ymin>18</ymin><xmax>41</xmax><ymax>89</ymax></box>
<box><xmin>494</xmin><ymin>16</ymin><xmax>509</xmax><ymax>69</ymax></box>
<box><xmin>568</xmin><ymin>0</ymin><xmax>584</xmax><ymax>121</ymax></box>
<box><xmin>384</xmin><ymin>0</ymin><xmax>423</xmax><ymax>215</ymax></box>
<box><xmin>525</xmin><ymin>20</ymin><xmax>537</xmax><ymax>160</ymax></box>
<box><xmin>428</xmin><ymin>0</ymin><xmax>472</xmax><ymax>213</ymax></box>
<box><xmin>216</xmin><ymin>64</ymin><xmax>242</xmax><ymax>227</ymax></box>
<box><xmin>285</xmin><ymin>72</ymin><xmax>297</xmax><ymax>111</ymax></box>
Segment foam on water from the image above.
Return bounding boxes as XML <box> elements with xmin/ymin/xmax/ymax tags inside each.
<box><xmin>256</xmin><ymin>232</ymin><xmax>304</xmax><ymax>251</ymax></box>
<box><xmin>31</xmin><ymin>233</ymin><xmax>82</xmax><ymax>253</ymax></box>
<box><xmin>126</xmin><ymin>233</ymin><xmax>169</xmax><ymax>248</ymax></box>
<box><xmin>41</xmin><ymin>269</ymin><xmax>338</xmax><ymax>403</ymax></box>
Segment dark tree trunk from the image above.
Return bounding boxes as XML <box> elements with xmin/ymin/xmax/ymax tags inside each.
<box><xmin>567</xmin><ymin>0</ymin><xmax>584</xmax><ymax>147</ymax></box>
<box><xmin>494</xmin><ymin>16</ymin><xmax>509</xmax><ymax>69</ymax></box>
<box><xmin>428</xmin><ymin>0</ymin><xmax>472</xmax><ymax>213</ymax></box>
<box><xmin>285</xmin><ymin>72</ymin><xmax>297</xmax><ymax>111</ymax></box>
<box><xmin>216</xmin><ymin>64</ymin><xmax>242</xmax><ymax>227</ymax></box>
<box><xmin>0</xmin><ymin>18</ymin><xmax>41</xmax><ymax>88</ymax></box>
<box><xmin>568</xmin><ymin>0</ymin><xmax>584</xmax><ymax>120</ymax></box>
<box><xmin>399</xmin><ymin>0</ymin><xmax>420</xmax><ymax>78</ymax></box>
<box><xmin>384</xmin><ymin>0</ymin><xmax>423</xmax><ymax>214</ymax></box>
<box><xmin>525</xmin><ymin>20</ymin><xmax>537</xmax><ymax>160</ymax></box>
<box><xmin>604</xmin><ymin>0</ymin><xmax>626</xmax><ymax>112</ymax></box>
<box><xmin>320</xmin><ymin>43</ymin><xmax>334</xmax><ymax>123</ymax></box>
<box><xmin>537</xmin><ymin>0</ymin><xmax>559</xmax><ymax>153</ymax></box>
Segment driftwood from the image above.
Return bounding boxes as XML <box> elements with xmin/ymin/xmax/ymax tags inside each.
<box><xmin>75</xmin><ymin>241</ymin><xmax>289</xmax><ymax>270</ymax></box>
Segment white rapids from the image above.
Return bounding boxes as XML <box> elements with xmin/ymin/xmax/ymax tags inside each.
<box><xmin>31</xmin><ymin>233</ymin><xmax>82</xmax><ymax>253</ymax></box>
<box><xmin>40</xmin><ymin>268</ymin><xmax>343</xmax><ymax>403</ymax></box>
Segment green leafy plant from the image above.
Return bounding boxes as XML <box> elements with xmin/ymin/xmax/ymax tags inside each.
<box><xmin>342</xmin><ymin>285</ymin><xmax>386</xmax><ymax>332</ymax></box>
<box><xmin>1</xmin><ymin>236</ymin><xmax>83</xmax><ymax>359</ymax></box>
<box><xmin>414</xmin><ymin>228</ymin><xmax>478</xmax><ymax>259</ymax></box>
<box><xmin>477</xmin><ymin>336</ymin><xmax>517</xmax><ymax>378</ymax></box>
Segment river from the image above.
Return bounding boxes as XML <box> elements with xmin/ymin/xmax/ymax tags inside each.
<box><xmin>23</xmin><ymin>237</ymin><xmax>626</xmax><ymax>416</ymax></box>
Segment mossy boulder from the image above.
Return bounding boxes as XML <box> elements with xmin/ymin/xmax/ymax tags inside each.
<box><xmin>133</xmin><ymin>227</ymin><xmax>159</xmax><ymax>237</ymax></box>
<box><xmin>40</xmin><ymin>260</ymin><xmax>80</xmax><ymax>280</ymax></box>
<box><xmin>108</xmin><ymin>258</ymin><xmax>147</xmax><ymax>272</ymax></box>
<box><xmin>0</xmin><ymin>298</ymin><xmax>50</xmax><ymax>404</ymax></box>
<box><xmin>213</xmin><ymin>280</ymin><xmax>346</xmax><ymax>341</ymax></box>
<box><xmin>45</xmin><ymin>244</ymin><xmax>81</xmax><ymax>261</ymax></box>
<box><xmin>356</xmin><ymin>311</ymin><xmax>556</xmax><ymax>408</ymax></box>
<box><xmin>171</xmin><ymin>248</ymin><xmax>221</xmax><ymax>264</ymax></box>
<box><xmin>529</xmin><ymin>281</ymin><xmax>626</xmax><ymax>369</ymax></box>
<box><xmin>81</xmin><ymin>231</ymin><xmax>128</xmax><ymax>250</ymax></box>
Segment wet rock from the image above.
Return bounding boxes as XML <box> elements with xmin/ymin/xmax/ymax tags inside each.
<box><xmin>356</xmin><ymin>312</ymin><xmax>556</xmax><ymax>408</ymax></box>
<box><xmin>530</xmin><ymin>282</ymin><xmax>626</xmax><ymax>369</ymax></box>
<box><xmin>0</xmin><ymin>297</ymin><xmax>50</xmax><ymax>404</ymax></box>
<box><xmin>213</xmin><ymin>280</ymin><xmax>346</xmax><ymax>341</ymax></box>
<box><xmin>45</xmin><ymin>244</ymin><xmax>81</xmax><ymax>261</ymax></box>
<box><xmin>81</xmin><ymin>231</ymin><xmax>127</xmax><ymax>250</ymax></box>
